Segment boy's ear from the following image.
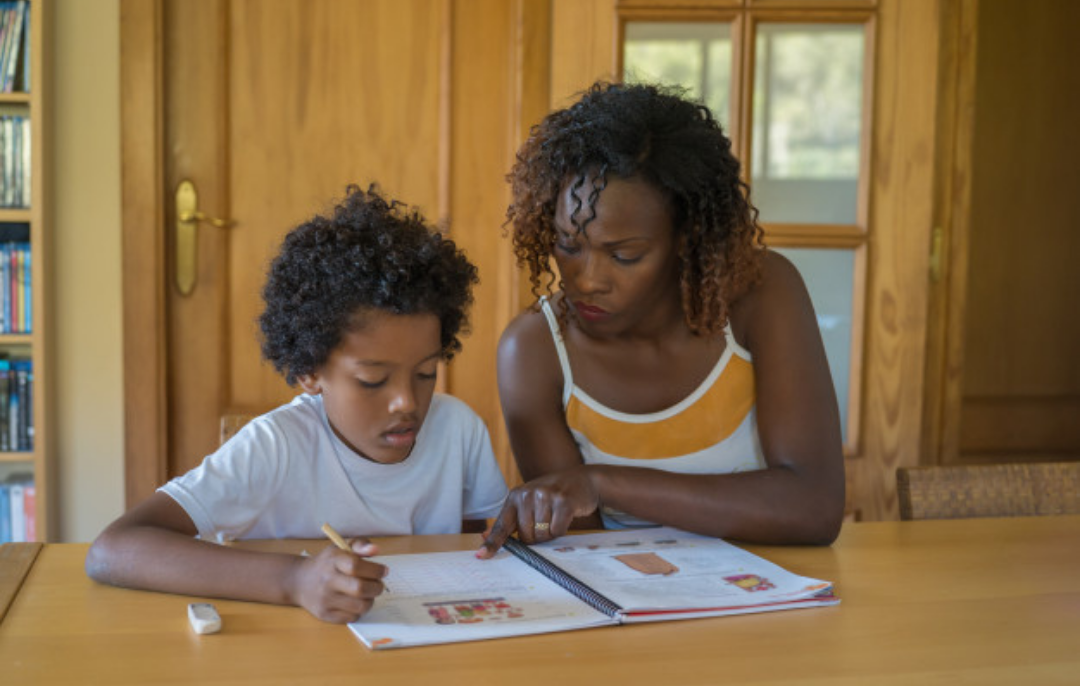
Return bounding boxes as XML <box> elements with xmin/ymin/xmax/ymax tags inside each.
<box><xmin>296</xmin><ymin>373</ymin><xmax>322</xmax><ymax>395</ymax></box>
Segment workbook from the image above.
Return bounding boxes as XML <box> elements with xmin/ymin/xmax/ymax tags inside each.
<box><xmin>348</xmin><ymin>527</ymin><xmax>839</xmax><ymax>649</ymax></box>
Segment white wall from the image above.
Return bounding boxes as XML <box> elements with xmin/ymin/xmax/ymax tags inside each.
<box><xmin>51</xmin><ymin>0</ymin><xmax>125</xmax><ymax>542</ymax></box>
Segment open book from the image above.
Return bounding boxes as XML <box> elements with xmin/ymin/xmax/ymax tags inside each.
<box><xmin>348</xmin><ymin>527</ymin><xmax>839</xmax><ymax>649</ymax></box>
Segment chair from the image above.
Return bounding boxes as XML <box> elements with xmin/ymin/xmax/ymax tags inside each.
<box><xmin>219</xmin><ymin>414</ymin><xmax>256</xmax><ymax>447</ymax></box>
<box><xmin>896</xmin><ymin>462</ymin><xmax>1080</xmax><ymax>520</ymax></box>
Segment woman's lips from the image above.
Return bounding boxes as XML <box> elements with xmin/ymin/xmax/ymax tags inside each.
<box><xmin>574</xmin><ymin>301</ymin><xmax>609</xmax><ymax>321</ymax></box>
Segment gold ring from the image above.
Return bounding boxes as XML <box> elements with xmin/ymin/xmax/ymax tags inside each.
<box><xmin>534</xmin><ymin>522</ymin><xmax>551</xmax><ymax>531</ymax></box>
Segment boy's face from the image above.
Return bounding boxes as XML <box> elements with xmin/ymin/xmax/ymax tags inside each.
<box><xmin>298</xmin><ymin>311</ymin><xmax>442</xmax><ymax>464</ymax></box>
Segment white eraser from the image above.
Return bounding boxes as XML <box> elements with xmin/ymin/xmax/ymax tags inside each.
<box><xmin>188</xmin><ymin>602</ymin><xmax>222</xmax><ymax>634</ymax></box>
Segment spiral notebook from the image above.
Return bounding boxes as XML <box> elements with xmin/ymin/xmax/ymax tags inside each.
<box><xmin>347</xmin><ymin>527</ymin><xmax>839</xmax><ymax>649</ymax></box>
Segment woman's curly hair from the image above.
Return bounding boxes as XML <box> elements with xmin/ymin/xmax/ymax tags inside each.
<box><xmin>260</xmin><ymin>184</ymin><xmax>479</xmax><ymax>386</ymax></box>
<box><xmin>506</xmin><ymin>81</ymin><xmax>764</xmax><ymax>335</ymax></box>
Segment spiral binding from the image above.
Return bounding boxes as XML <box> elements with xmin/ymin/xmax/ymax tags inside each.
<box><xmin>504</xmin><ymin>538</ymin><xmax>623</xmax><ymax>617</ymax></box>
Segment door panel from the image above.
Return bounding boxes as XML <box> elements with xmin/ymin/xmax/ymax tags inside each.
<box><xmin>152</xmin><ymin>0</ymin><xmax>520</xmax><ymax>482</ymax></box>
<box><xmin>952</xmin><ymin>0</ymin><xmax>1080</xmax><ymax>464</ymax></box>
<box><xmin>164</xmin><ymin>0</ymin><xmax>232</xmax><ymax>479</ymax></box>
<box><xmin>224</xmin><ymin>0</ymin><xmax>444</xmax><ymax>413</ymax></box>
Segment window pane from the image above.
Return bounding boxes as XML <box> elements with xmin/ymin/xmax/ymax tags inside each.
<box><xmin>624</xmin><ymin>22</ymin><xmax>733</xmax><ymax>130</ymax></box>
<box><xmin>775</xmin><ymin>247</ymin><xmax>854</xmax><ymax>442</ymax></box>
<box><xmin>752</xmin><ymin>24</ymin><xmax>865</xmax><ymax>224</ymax></box>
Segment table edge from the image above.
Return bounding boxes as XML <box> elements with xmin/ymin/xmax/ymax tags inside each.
<box><xmin>0</xmin><ymin>542</ymin><xmax>43</xmax><ymax>623</ymax></box>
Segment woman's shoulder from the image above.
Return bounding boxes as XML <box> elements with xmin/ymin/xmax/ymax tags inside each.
<box><xmin>497</xmin><ymin>298</ymin><xmax>566</xmax><ymax>407</ymax></box>
<box><xmin>742</xmin><ymin>249</ymin><xmax>805</xmax><ymax>300</ymax></box>
<box><xmin>498</xmin><ymin>298</ymin><xmax>560</xmax><ymax>361</ymax></box>
<box><xmin>730</xmin><ymin>249</ymin><xmax>814</xmax><ymax>350</ymax></box>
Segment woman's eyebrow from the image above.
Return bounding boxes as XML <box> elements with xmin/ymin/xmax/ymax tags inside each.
<box><xmin>598</xmin><ymin>236</ymin><xmax>648</xmax><ymax>248</ymax></box>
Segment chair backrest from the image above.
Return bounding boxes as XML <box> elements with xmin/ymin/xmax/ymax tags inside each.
<box><xmin>896</xmin><ymin>462</ymin><xmax>1080</xmax><ymax>521</ymax></box>
<box><xmin>219</xmin><ymin>414</ymin><xmax>257</xmax><ymax>447</ymax></box>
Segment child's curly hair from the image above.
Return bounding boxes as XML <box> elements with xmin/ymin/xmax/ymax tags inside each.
<box><xmin>506</xmin><ymin>81</ymin><xmax>764</xmax><ymax>335</ymax></box>
<box><xmin>259</xmin><ymin>184</ymin><xmax>479</xmax><ymax>386</ymax></box>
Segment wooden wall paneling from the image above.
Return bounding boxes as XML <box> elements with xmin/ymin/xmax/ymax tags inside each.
<box><xmin>748</xmin><ymin>0</ymin><xmax>876</xmax><ymax>9</ymax></box>
<box><xmin>847</xmin><ymin>242</ymin><xmax>868</xmax><ymax>462</ymax></box>
<box><xmin>735</xmin><ymin>7</ymin><xmax>754</xmax><ymax>165</ymax></box>
<box><xmin>126</xmin><ymin>0</ymin><xmax>455</xmax><ymax>490</ymax></box>
<box><xmin>764</xmin><ymin>224</ymin><xmax>866</xmax><ymax>247</ymax></box>
<box><xmin>959</xmin><ymin>0</ymin><xmax>1080</xmax><ymax>463</ymax></box>
<box><xmin>491</xmin><ymin>0</ymin><xmax>555</xmax><ymax>484</ymax></box>
<box><xmin>120</xmin><ymin>0</ymin><xmax>168</xmax><ymax>507</ymax></box>
<box><xmin>447</xmin><ymin>0</ymin><xmax>520</xmax><ymax>483</ymax></box>
<box><xmin>550</xmin><ymin>0</ymin><xmax>618</xmax><ymax>107</ymax></box>
<box><xmin>618</xmin><ymin>0</ymin><xmax>743</xmax><ymax>9</ymax></box>
<box><xmin>26</xmin><ymin>1</ymin><xmax>54</xmax><ymax>539</ymax></box>
<box><xmin>512</xmin><ymin>0</ymin><xmax>553</xmax><ymax>319</ymax></box>
<box><xmin>163</xmin><ymin>0</ymin><xmax>230</xmax><ymax>479</ymax></box>
<box><xmin>224</xmin><ymin>0</ymin><xmax>445</xmax><ymax>427</ymax></box>
<box><xmin>922</xmin><ymin>0</ymin><xmax>977</xmax><ymax>467</ymax></box>
<box><xmin>960</xmin><ymin>397</ymin><xmax>1080</xmax><ymax>458</ymax></box>
<box><xmin>848</xmin><ymin>0</ymin><xmax>939</xmax><ymax>520</ymax></box>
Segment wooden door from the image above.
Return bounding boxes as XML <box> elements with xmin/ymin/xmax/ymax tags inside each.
<box><xmin>548</xmin><ymin>0</ymin><xmax>941</xmax><ymax>520</ymax></box>
<box><xmin>121</xmin><ymin>0</ymin><xmax>535</xmax><ymax>503</ymax></box>
<box><xmin>923</xmin><ymin>0</ymin><xmax>1080</xmax><ymax>468</ymax></box>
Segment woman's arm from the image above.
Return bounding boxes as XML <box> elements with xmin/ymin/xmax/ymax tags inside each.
<box><xmin>85</xmin><ymin>492</ymin><xmax>387</xmax><ymax>623</ymax></box>
<box><xmin>477</xmin><ymin>309</ymin><xmax>603</xmax><ymax>556</ymax></box>
<box><xmin>591</xmin><ymin>251</ymin><xmax>844</xmax><ymax>543</ymax></box>
<box><xmin>481</xmin><ymin>252</ymin><xmax>844</xmax><ymax>553</ymax></box>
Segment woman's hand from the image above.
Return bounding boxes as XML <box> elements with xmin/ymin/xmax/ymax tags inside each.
<box><xmin>476</xmin><ymin>466</ymin><xmax>600</xmax><ymax>558</ymax></box>
<box><xmin>288</xmin><ymin>539</ymin><xmax>387</xmax><ymax>623</ymax></box>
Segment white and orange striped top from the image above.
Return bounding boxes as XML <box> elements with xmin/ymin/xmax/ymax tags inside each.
<box><xmin>540</xmin><ymin>297</ymin><xmax>767</xmax><ymax>528</ymax></box>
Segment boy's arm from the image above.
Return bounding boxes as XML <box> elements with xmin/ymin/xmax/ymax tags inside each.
<box><xmin>85</xmin><ymin>492</ymin><xmax>387</xmax><ymax>623</ymax></box>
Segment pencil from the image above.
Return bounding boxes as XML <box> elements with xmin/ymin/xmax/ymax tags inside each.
<box><xmin>321</xmin><ymin>522</ymin><xmax>350</xmax><ymax>552</ymax></box>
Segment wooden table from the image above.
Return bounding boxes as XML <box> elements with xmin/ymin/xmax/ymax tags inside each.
<box><xmin>1</xmin><ymin>516</ymin><xmax>1078</xmax><ymax>685</ymax></box>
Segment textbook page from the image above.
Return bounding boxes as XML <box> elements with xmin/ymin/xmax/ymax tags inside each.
<box><xmin>529</xmin><ymin>527</ymin><xmax>838</xmax><ymax>621</ymax></box>
<box><xmin>347</xmin><ymin>549</ymin><xmax>614</xmax><ymax>649</ymax></box>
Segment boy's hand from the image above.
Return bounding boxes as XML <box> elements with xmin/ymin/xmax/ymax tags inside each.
<box><xmin>290</xmin><ymin>539</ymin><xmax>387</xmax><ymax>623</ymax></box>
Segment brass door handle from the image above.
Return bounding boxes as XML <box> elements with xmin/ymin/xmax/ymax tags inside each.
<box><xmin>178</xmin><ymin>209</ymin><xmax>232</xmax><ymax>228</ymax></box>
<box><xmin>175</xmin><ymin>179</ymin><xmax>234</xmax><ymax>296</ymax></box>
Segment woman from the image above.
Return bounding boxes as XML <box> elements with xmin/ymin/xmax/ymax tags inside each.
<box><xmin>478</xmin><ymin>82</ymin><xmax>845</xmax><ymax>556</ymax></box>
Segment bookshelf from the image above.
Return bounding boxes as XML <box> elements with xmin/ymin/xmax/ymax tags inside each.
<box><xmin>0</xmin><ymin>0</ymin><xmax>48</xmax><ymax>543</ymax></box>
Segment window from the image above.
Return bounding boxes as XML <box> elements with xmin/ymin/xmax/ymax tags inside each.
<box><xmin>621</xmin><ymin>4</ymin><xmax>873</xmax><ymax>449</ymax></box>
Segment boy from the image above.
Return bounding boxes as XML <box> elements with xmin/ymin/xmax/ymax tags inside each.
<box><xmin>87</xmin><ymin>185</ymin><xmax>508</xmax><ymax>623</ymax></box>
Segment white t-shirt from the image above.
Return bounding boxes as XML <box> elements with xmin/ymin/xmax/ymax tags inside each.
<box><xmin>160</xmin><ymin>393</ymin><xmax>508</xmax><ymax>541</ymax></box>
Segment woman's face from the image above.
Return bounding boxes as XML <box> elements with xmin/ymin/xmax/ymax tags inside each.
<box><xmin>553</xmin><ymin>174</ymin><xmax>683</xmax><ymax>337</ymax></box>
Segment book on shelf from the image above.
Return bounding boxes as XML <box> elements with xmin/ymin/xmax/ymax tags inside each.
<box><xmin>0</xmin><ymin>115</ymin><xmax>29</xmax><ymax>208</ymax></box>
<box><xmin>4</xmin><ymin>1</ymin><xmax>26</xmax><ymax>93</ymax></box>
<box><xmin>0</xmin><ymin>236</ymin><xmax>30</xmax><ymax>333</ymax></box>
<box><xmin>0</xmin><ymin>358</ymin><xmax>8</xmax><ymax>451</ymax></box>
<box><xmin>0</xmin><ymin>473</ymin><xmax>33</xmax><ymax>543</ymax></box>
<box><xmin>12</xmin><ymin>356</ymin><xmax>29</xmax><ymax>448</ymax></box>
<box><xmin>0</xmin><ymin>355</ymin><xmax>31</xmax><ymax>451</ymax></box>
<box><xmin>347</xmin><ymin>526</ymin><xmax>839</xmax><ymax>650</ymax></box>
<box><xmin>0</xmin><ymin>1</ymin><xmax>27</xmax><ymax>94</ymax></box>
<box><xmin>0</xmin><ymin>480</ymin><xmax>8</xmax><ymax>541</ymax></box>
